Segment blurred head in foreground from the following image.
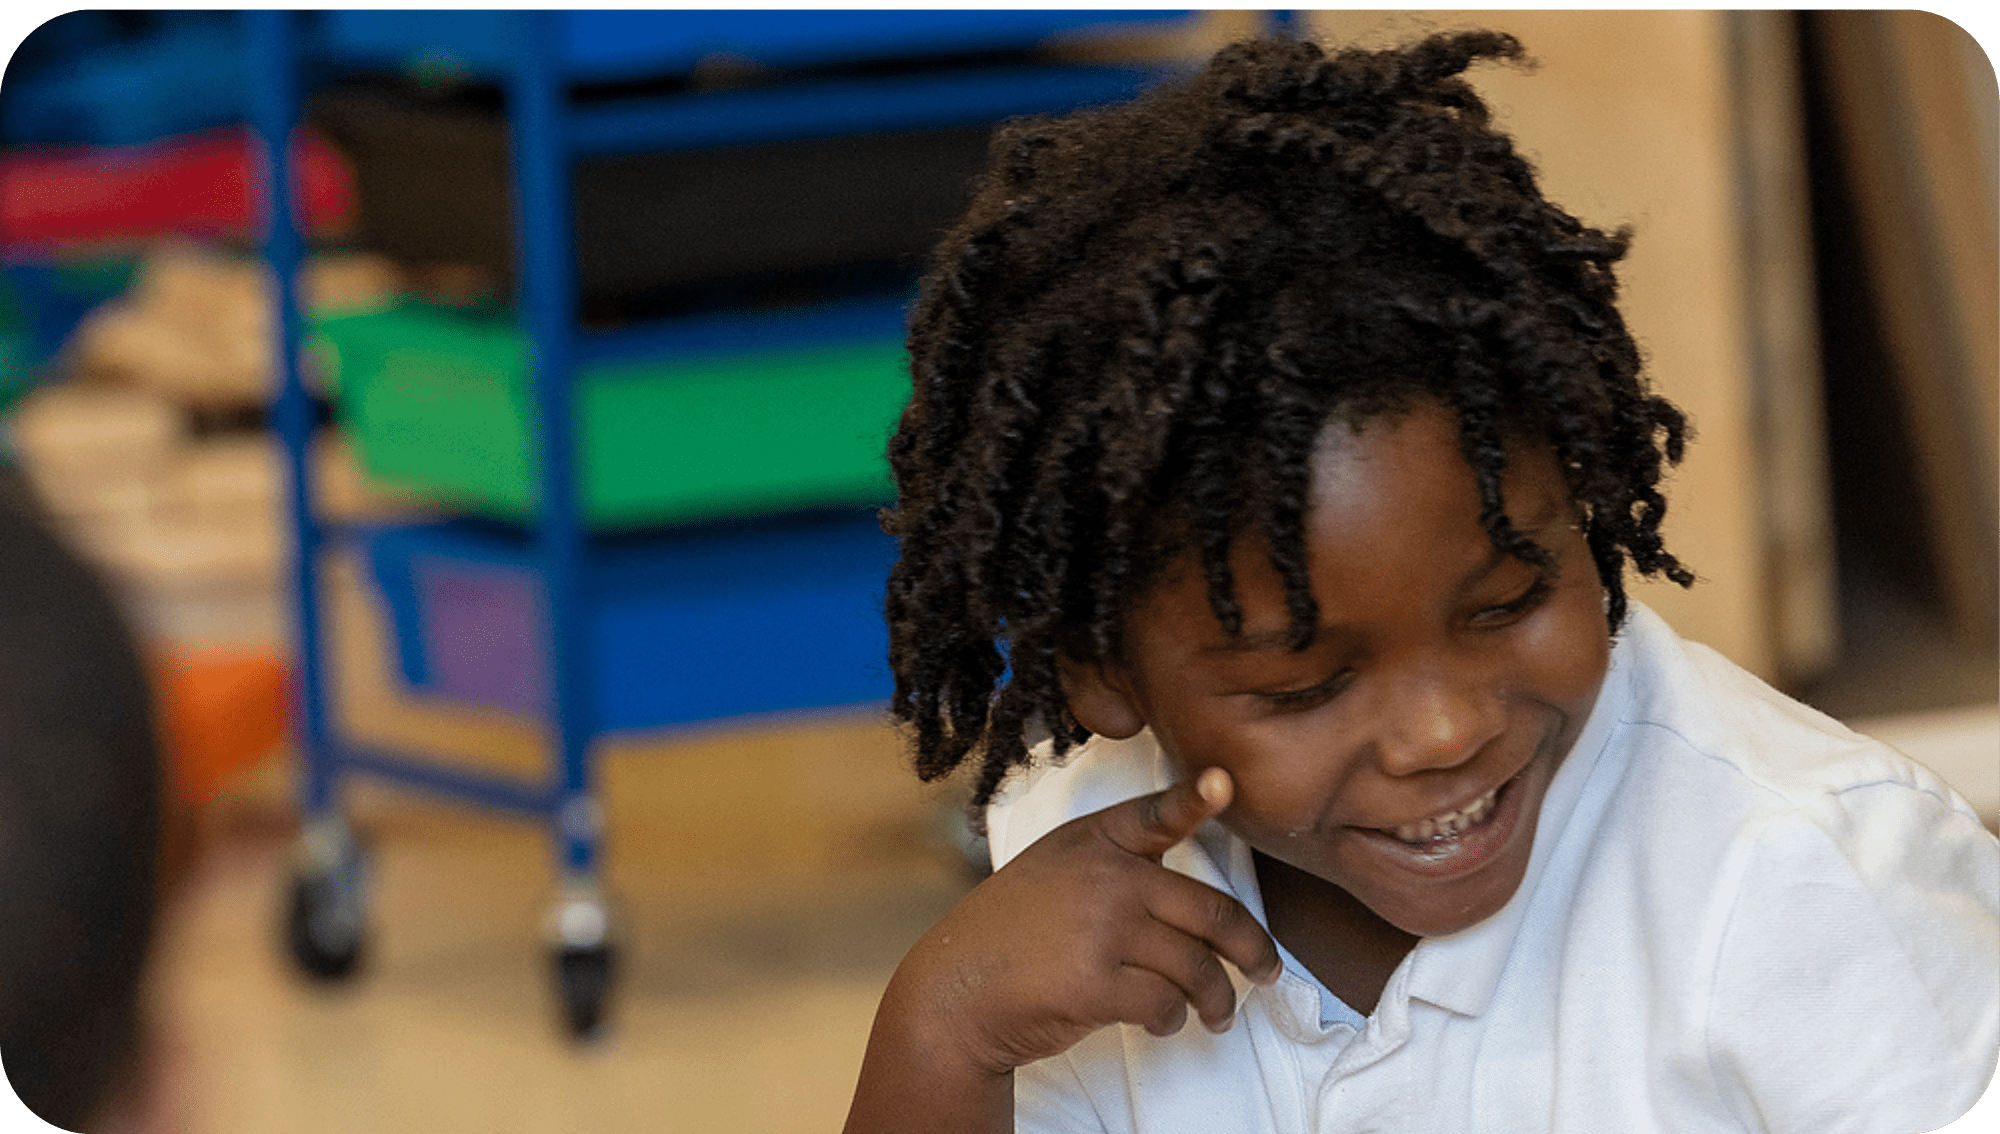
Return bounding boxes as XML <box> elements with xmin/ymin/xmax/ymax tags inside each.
<box><xmin>0</xmin><ymin>489</ymin><xmax>162</xmax><ymax>1130</ymax></box>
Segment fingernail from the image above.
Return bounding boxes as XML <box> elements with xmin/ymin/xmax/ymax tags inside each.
<box><xmin>1196</xmin><ymin>767</ymin><xmax>1229</xmax><ymax>805</ymax></box>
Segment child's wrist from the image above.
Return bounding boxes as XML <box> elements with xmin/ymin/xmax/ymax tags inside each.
<box><xmin>846</xmin><ymin>963</ymin><xmax>1015</xmax><ymax>1134</ymax></box>
<box><xmin>882</xmin><ymin>947</ymin><xmax>1022</xmax><ymax>1078</ymax></box>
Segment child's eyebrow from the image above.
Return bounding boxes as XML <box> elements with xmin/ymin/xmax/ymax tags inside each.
<box><xmin>1450</xmin><ymin>500</ymin><xmax>1571</xmax><ymax>596</ymax></box>
<box><xmin>1206</xmin><ymin>627</ymin><xmax>1321</xmax><ymax>654</ymax></box>
<box><xmin>1204</xmin><ymin>497</ymin><xmax>1573</xmax><ymax>654</ymax></box>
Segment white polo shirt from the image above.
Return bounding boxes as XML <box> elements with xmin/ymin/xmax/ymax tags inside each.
<box><xmin>987</xmin><ymin>604</ymin><xmax>2000</xmax><ymax>1134</ymax></box>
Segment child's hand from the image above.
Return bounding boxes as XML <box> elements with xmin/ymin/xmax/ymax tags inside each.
<box><xmin>891</xmin><ymin>767</ymin><xmax>1283</xmax><ymax>1075</ymax></box>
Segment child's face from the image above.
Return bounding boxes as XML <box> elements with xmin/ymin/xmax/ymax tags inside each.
<box><xmin>1065</xmin><ymin>399</ymin><xmax>1611</xmax><ymax>938</ymax></box>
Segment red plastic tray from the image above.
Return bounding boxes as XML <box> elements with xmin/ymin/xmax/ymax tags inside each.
<box><xmin>0</xmin><ymin>125</ymin><xmax>352</xmax><ymax>255</ymax></box>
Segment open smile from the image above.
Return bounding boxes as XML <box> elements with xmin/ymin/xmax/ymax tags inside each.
<box><xmin>1350</xmin><ymin>769</ymin><xmax>1529</xmax><ymax>875</ymax></box>
<box><xmin>1383</xmin><ymin>779</ymin><xmax>1506</xmax><ymax>844</ymax></box>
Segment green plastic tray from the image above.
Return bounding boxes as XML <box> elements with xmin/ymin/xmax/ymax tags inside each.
<box><xmin>311</xmin><ymin>301</ymin><xmax>910</xmax><ymax>529</ymax></box>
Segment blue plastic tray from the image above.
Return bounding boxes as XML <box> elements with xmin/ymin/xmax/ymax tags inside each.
<box><xmin>362</xmin><ymin>509</ymin><xmax>898</xmax><ymax>733</ymax></box>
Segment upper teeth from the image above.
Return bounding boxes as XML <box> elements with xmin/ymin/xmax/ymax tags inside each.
<box><xmin>1392</xmin><ymin>784</ymin><xmax>1500</xmax><ymax>844</ymax></box>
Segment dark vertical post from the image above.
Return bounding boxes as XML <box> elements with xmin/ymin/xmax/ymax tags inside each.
<box><xmin>249</xmin><ymin>9</ymin><xmax>339</xmax><ymax>816</ymax></box>
<box><xmin>505</xmin><ymin>11</ymin><xmax>601</xmax><ymax>873</ymax></box>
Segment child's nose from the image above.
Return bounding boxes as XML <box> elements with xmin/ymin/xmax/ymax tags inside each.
<box><xmin>1375</xmin><ymin>665</ymin><xmax>1507</xmax><ymax>777</ymax></box>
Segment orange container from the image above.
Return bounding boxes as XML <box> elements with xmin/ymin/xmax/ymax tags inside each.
<box><xmin>152</xmin><ymin>647</ymin><xmax>287</xmax><ymax>809</ymax></box>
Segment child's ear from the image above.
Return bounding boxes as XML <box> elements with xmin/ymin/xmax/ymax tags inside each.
<box><xmin>1056</xmin><ymin>654</ymin><xmax>1146</xmax><ymax>740</ymax></box>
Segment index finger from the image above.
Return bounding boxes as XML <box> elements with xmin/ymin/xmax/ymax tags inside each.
<box><xmin>1100</xmin><ymin>767</ymin><xmax>1233</xmax><ymax>861</ymax></box>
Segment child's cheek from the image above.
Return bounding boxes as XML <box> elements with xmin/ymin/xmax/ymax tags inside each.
<box><xmin>1517</xmin><ymin>585</ymin><xmax>1613</xmax><ymax>727</ymax></box>
<box><xmin>1153</xmin><ymin>721</ymin><xmax>1329</xmax><ymax>840</ymax></box>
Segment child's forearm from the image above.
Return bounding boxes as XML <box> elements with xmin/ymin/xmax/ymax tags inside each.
<box><xmin>845</xmin><ymin>771</ymin><xmax>1273</xmax><ymax>1132</ymax></box>
<box><xmin>843</xmin><ymin>965</ymin><xmax>1014</xmax><ymax>1134</ymax></box>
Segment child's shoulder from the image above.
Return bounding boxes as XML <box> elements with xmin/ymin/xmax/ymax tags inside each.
<box><xmin>1615</xmin><ymin>602</ymin><xmax>1977</xmax><ymax>824</ymax></box>
<box><xmin>985</xmin><ymin>733</ymin><xmax>1169</xmax><ymax>871</ymax></box>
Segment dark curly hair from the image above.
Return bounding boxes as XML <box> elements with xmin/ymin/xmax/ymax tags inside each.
<box><xmin>882</xmin><ymin>31</ymin><xmax>1693</xmax><ymax>809</ymax></box>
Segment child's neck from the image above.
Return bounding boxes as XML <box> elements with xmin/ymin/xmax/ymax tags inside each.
<box><xmin>1253</xmin><ymin>851</ymin><xmax>1420</xmax><ymax>1017</ymax></box>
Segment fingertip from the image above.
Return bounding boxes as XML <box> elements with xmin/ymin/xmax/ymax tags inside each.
<box><xmin>1244</xmin><ymin>942</ymin><xmax>1282</xmax><ymax>986</ymax></box>
<box><xmin>1195</xmin><ymin>767</ymin><xmax>1232</xmax><ymax>808</ymax></box>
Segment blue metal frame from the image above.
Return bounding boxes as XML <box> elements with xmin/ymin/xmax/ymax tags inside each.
<box><xmin>339</xmin><ymin>739</ymin><xmax>553</xmax><ymax>816</ymax></box>
<box><xmin>573</xmin><ymin>291</ymin><xmax>909</xmax><ymax>369</ymax></box>
<box><xmin>314</xmin><ymin>10</ymin><xmax>1193</xmax><ymax>84</ymax></box>
<box><xmin>567</xmin><ymin>63</ymin><xmax>1173</xmax><ymax>157</ymax></box>
<box><xmin>250</xmin><ymin>10</ymin><xmax>340</xmax><ymax>821</ymax></box>
<box><xmin>507</xmin><ymin>10</ymin><xmax>601</xmax><ymax>875</ymax></box>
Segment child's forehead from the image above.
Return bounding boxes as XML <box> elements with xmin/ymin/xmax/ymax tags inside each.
<box><xmin>1310</xmin><ymin>402</ymin><xmax>1550</xmax><ymax>471</ymax></box>
<box><xmin>1151</xmin><ymin>403</ymin><xmax>1567</xmax><ymax>570</ymax></box>
<box><xmin>1321</xmin><ymin>402</ymin><xmax>1563</xmax><ymax>513</ymax></box>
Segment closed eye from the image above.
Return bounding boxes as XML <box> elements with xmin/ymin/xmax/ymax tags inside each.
<box><xmin>1260</xmin><ymin>669</ymin><xmax>1355</xmax><ymax>712</ymax></box>
<box><xmin>1473</xmin><ymin>575</ymin><xmax>1554</xmax><ymax>627</ymax></box>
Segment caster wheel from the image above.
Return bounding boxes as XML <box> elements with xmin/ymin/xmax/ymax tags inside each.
<box><xmin>283</xmin><ymin>820</ymin><xmax>366</xmax><ymax>981</ymax></box>
<box><xmin>287</xmin><ymin>871</ymin><xmax>364</xmax><ymax>978</ymax></box>
<box><xmin>554</xmin><ymin>944</ymin><xmax>615</xmax><ymax>1039</ymax></box>
<box><xmin>545</xmin><ymin>876</ymin><xmax>616</xmax><ymax>1038</ymax></box>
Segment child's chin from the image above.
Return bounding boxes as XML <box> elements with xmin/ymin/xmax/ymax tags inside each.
<box><xmin>1384</xmin><ymin>882</ymin><xmax>1521</xmax><ymax>939</ymax></box>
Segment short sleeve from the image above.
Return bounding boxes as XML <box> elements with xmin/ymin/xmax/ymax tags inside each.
<box><xmin>1015</xmin><ymin>1053</ymin><xmax>1112</xmax><ymax>1134</ymax></box>
<box><xmin>1704</xmin><ymin>782</ymin><xmax>2000</xmax><ymax>1134</ymax></box>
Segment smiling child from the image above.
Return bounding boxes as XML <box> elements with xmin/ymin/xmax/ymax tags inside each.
<box><xmin>844</xmin><ymin>32</ymin><xmax>2000</xmax><ymax>1134</ymax></box>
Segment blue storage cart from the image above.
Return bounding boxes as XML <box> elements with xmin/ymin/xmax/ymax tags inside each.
<box><xmin>250</xmin><ymin>10</ymin><xmax>1195</xmax><ymax>1035</ymax></box>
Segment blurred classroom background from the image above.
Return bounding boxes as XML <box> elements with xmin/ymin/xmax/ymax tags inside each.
<box><xmin>0</xmin><ymin>10</ymin><xmax>1993</xmax><ymax>1134</ymax></box>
